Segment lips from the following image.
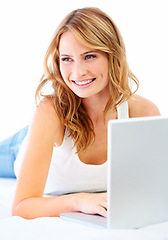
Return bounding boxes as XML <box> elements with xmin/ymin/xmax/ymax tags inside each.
<box><xmin>72</xmin><ymin>78</ymin><xmax>96</xmax><ymax>86</ymax></box>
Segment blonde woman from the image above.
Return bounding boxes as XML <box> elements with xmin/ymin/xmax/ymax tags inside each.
<box><xmin>9</xmin><ymin>7</ymin><xmax>160</xmax><ymax>219</ymax></box>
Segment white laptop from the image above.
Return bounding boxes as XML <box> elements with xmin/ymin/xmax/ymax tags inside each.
<box><xmin>60</xmin><ymin>116</ymin><xmax>168</xmax><ymax>229</ymax></box>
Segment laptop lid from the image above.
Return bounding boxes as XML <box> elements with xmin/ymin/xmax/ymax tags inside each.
<box><xmin>107</xmin><ymin>116</ymin><xmax>168</xmax><ymax>228</ymax></box>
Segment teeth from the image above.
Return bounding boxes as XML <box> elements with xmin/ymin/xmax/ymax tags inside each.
<box><xmin>75</xmin><ymin>79</ymin><xmax>94</xmax><ymax>86</ymax></box>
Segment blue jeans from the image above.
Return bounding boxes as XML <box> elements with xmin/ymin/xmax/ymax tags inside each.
<box><xmin>0</xmin><ymin>126</ymin><xmax>29</xmax><ymax>178</ymax></box>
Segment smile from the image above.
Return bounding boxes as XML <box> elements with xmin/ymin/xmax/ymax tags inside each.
<box><xmin>72</xmin><ymin>78</ymin><xmax>96</xmax><ymax>86</ymax></box>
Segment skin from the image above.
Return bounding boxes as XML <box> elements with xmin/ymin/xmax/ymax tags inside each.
<box><xmin>12</xmin><ymin>31</ymin><xmax>160</xmax><ymax>219</ymax></box>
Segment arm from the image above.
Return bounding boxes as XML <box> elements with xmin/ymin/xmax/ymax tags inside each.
<box><xmin>12</xmin><ymin>98</ymin><xmax>107</xmax><ymax>219</ymax></box>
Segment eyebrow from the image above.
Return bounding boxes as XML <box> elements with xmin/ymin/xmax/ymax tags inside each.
<box><xmin>81</xmin><ymin>50</ymin><xmax>97</xmax><ymax>56</ymax></box>
<box><xmin>60</xmin><ymin>50</ymin><xmax>97</xmax><ymax>58</ymax></box>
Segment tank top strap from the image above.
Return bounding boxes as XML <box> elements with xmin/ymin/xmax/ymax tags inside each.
<box><xmin>117</xmin><ymin>101</ymin><xmax>129</xmax><ymax>119</ymax></box>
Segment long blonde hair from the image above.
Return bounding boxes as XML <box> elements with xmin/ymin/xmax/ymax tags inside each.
<box><xmin>35</xmin><ymin>7</ymin><xmax>139</xmax><ymax>152</ymax></box>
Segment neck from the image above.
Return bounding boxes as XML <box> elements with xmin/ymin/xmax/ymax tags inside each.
<box><xmin>81</xmin><ymin>90</ymin><xmax>111</xmax><ymax>124</ymax></box>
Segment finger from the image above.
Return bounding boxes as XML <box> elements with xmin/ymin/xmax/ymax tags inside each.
<box><xmin>97</xmin><ymin>205</ymin><xmax>107</xmax><ymax>218</ymax></box>
<box><xmin>101</xmin><ymin>200</ymin><xmax>107</xmax><ymax>210</ymax></box>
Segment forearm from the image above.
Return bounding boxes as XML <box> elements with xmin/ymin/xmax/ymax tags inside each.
<box><xmin>12</xmin><ymin>194</ymin><xmax>77</xmax><ymax>219</ymax></box>
<box><xmin>12</xmin><ymin>192</ymin><xmax>107</xmax><ymax>219</ymax></box>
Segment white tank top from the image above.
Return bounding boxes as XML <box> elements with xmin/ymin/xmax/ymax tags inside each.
<box><xmin>14</xmin><ymin>101</ymin><xmax>129</xmax><ymax>196</ymax></box>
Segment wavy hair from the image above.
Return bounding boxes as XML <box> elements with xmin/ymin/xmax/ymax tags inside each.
<box><xmin>35</xmin><ymin>7</ymin><xmax>139</xmax><ymax>152</ymax></box>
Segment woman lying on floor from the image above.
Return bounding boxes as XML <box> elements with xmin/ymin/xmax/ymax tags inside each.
<box><xmin>0</xmin><ymin>7</ymin><xmax>160</xmax><ymax>219</ymax></box>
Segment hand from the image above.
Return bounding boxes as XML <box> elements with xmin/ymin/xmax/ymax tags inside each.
<box><xmin>73</xmin><ymin>192</ymin><xmax>107</xmax><ymax>217</ymax></box>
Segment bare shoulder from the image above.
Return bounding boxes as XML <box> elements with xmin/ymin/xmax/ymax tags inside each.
<box><xmin>30</xmin><ymin>97</ymin><xmax>64</xmax><ymax>146</ymax></box>
<box><xmin>128</xmin><ymin>94</ymin><xmax>160</xmax><ymax>118</ymax></box>
<box><xmin>36</xmin><ymin>97</ymin><xmax>57</xmax><ymax>116</ymax></box>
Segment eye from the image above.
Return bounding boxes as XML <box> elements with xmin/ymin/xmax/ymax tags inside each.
<box><xmin>61</xmin><ymin>57</ymin><xmax>73</xmax><ymax>62</ymax></box>
<box><xmin>85</xmin><ymin>54</ymin><xmax>96</xmax><ymax>60</ymax></box>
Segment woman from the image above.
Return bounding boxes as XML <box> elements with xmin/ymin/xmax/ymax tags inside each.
<box><xmin>5</xmin><ymin>7</ymin><xmax>160</xmax><ymax>219</ymax></box>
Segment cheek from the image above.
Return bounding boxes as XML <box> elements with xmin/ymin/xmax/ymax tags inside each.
<box><xmin>59</xmin><ymin>64</ymin><xmax>65</xmax><ymax>77</ymax></box>
<box><xmin>101</xmin><ymin>61</ymin><xmax>109</xmax><ymax>79</ymax></box>
<box><xmin>96</xmin><ymin>63</ymin><xmax>109</xmax><ymax>80</ymax></box>
<box><xmin>59</xmin><ymin>64</ymin><xmax>69</xmax><ymax>81</ymax></box>
<box><xmin>91</xmin><ymin>57</ymin><xmax>108</xmax><ymax>75</ymax></box>
<box><xmin>59</xmin><ymin>65</ymin><xmax>72</xmax><ymax>88</ymax></box>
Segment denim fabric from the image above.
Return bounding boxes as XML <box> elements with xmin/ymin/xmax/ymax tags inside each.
<box><xmin>0</xmin><ymin>126</ymin><xmax>29</xmax><ymax>178</ymax></box>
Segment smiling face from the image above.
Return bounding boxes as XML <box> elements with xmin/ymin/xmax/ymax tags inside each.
<box><xmin>59</xmin><ymin>31</ymin><xmax>110</xmax><ymax>99</ymax></box>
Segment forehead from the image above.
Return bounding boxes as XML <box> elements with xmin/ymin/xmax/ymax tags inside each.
<box><xmin>59</xmin><ymin>31</ymin><xmax>93</xmax><ymax>54</ymax></box>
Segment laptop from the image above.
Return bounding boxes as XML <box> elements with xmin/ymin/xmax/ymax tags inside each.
<box><xmin>60</xmin><ymin>116</ymin><xmax>168</xmax><ymax>229</ymax></box>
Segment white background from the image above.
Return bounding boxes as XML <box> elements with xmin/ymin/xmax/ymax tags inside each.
<box><xmin>0</xmin><ymin>0</ymin><xmax>168</xmax><ymax>140</ymax></box>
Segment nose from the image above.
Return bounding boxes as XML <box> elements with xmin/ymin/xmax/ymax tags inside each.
<box><xmin>71</xmin><ymin>60</ymin><xmax>88</xmax><ymax>80</ymax></box>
